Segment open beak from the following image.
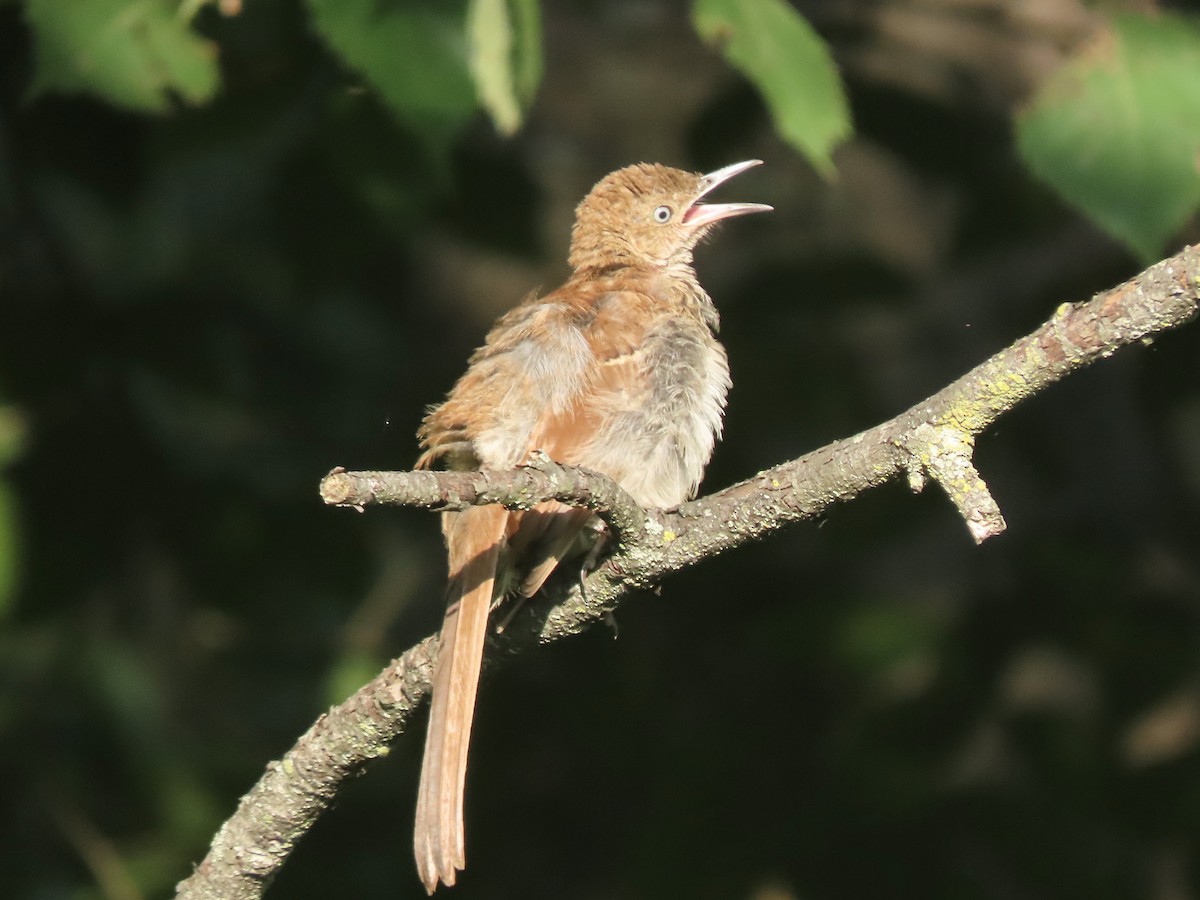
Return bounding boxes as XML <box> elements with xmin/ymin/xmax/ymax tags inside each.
<box><xmin>683</xmin><ymin>159</ymin><xmax>773</xmax><ymax>228</ymax></box>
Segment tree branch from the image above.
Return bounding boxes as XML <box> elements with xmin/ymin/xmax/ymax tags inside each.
<box><xmin>319</xmin><ymin>453</ymin><xmax>649</xmax><ymax>545</ymax></box>
<box><xmin>175</xmin><ymin>245</ymin><xmax>1199</xmax><ymax>900</ymax></box>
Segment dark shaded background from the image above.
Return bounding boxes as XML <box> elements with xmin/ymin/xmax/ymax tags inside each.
<box><xmin>3</xmin><ymin>2</ymin><xmax>1200</xmax><ymax>898</ymax></box>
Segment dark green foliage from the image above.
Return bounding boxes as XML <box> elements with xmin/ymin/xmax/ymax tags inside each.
<box><xmin>2</xmin><ymin>3</ymin><xmax>1199</xmax><ymax>899</ymax></box>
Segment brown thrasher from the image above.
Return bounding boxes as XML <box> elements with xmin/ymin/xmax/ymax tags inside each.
<box><xmin>412</xmin><ymin>160</ymin><xmax>770</xmax><ymax>892</ymax></box>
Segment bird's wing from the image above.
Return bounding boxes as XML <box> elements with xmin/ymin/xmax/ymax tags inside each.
<box><xmin>418</xmin><ymin>286</ymin><xmax>657</xmax><ymax>594</ymax></box>
<box><xmin>510</xmin><ymin>289</ymin><xmax>659</xmax><ymax>595</ymax></box>
<box><xmin>418</xmin><ymin>292</ymin><xmax>595</xmax><ymax>471</ymax></box>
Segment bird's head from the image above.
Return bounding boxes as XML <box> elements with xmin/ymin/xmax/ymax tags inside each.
<box><xmin>568</xmin><ymin>160</ymin><xmax>772</xmax><ymax>272</ymax></box>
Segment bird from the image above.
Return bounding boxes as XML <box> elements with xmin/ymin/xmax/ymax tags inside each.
<box><xmin>412</xmin><ymin>160</ymin><xmax>771</xmax><ymax>893</ymax></box>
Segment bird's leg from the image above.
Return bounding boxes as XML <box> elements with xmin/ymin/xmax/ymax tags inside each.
<box><xmin>579</xmin><ymin>518</ymin><xmax>610</xmax><ymax>576</ymax></box>
<box><xmin>495</xmin><ymin>520</ymin><xmax>610</xmax><ymax>634</ymax></box>
<box><xmin>493</xmin><ymin>595</ymin><xmax>527</xmax><ymax>634</ymax></box>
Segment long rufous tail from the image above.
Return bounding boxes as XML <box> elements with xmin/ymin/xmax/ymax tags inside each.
<box><xmin>414</xmin><ymin>504</ymin><xmax>508</xmax><ymax>893</ymax></box>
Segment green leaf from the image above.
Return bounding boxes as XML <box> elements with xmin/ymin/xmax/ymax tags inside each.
<box><xmin>692</xmin><ymin>0</ymin><xmax>851</xmax><ymax>177</ymax></box>
<box><xmin>510</xmin><ymin>0</ymin><xmax>542</xmax><ymax>108</ymax></box>
<box><xmin>1017</xmin><ymin>13</ymin><xmax>1200</xmax><ymax>262</ymax></box>
<box><xmin>466</xmin><ymin>0</ymin><xmax>542</xmax><ymax>135</ymax></box>
<box><xmin>306</xmin><ymin>0</ymin><xmax>477</xmax><ymax>140</ymax></box>
<box><xmin>25</xmin><ymin>0</ymin><xmax>220</xmax><ymax>113</ymax></box>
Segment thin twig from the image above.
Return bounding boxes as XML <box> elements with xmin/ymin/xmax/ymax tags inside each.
<box><xmin>319</xmin><ymin>455</ymin><xmax>649</xmax><ymax>546</ymax></box>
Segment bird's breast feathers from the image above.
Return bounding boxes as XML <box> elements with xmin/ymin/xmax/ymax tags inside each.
<box><xmin>460</xmin><ymin>285</ymin><xmax>729</xmax><ymax>507</ymax></box>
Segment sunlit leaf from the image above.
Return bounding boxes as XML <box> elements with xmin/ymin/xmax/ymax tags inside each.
<box><xmin>692</xmin><ymin>0</ymin><xmax>851</xmax><ymax>177</ymax></box>
<box><xmin>306</xmin><ymin>0</ymin><xmax>476</xmax><ymax>142</ymax></box>
<box><xmin>467</xmin><ymin>0</ymin><xmax>542</xmax><ymax>135</ymax></box>
<box><xmin>468</xmin><ymin>0</ymin><xmax>516</xmax><ymax>134</ymax></box>
<box><xmin>1017</xmin><ymin>13</ymin><xmax>1200</xmax><ymax>261</ymax></box>
<box><xmin>25</xmin><ymin>0</ymin><xmax>219</xmax><ymax>113</ymax></box>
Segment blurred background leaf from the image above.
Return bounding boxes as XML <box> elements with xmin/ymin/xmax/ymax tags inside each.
<box><xmin>1017</xmin><ymin>12</ymin><xmax>1200</xmax><ymax>262</ymax></box>
<box><xmin>24</xmin><ymin>0</ymin><xmax>220</xmax><ymax>112</ymax></box>
<box><xmin>304</xmin><ymin>0</ymin><xmax>476</xmax><ymax>153</ymax></box>
<box><xmin>692</xmin><ymin>0</ymin><xmax>851</xmax><ymax>177</ymax></box>
<box><xmin>467</xmin><ymin>0</ymin><xmax>542</xmax><ymax>136</ymax></box>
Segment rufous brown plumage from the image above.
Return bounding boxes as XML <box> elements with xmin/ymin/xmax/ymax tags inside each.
<box><xmin>413</xmin><ymin>160</ymin><xmax>770</xmax><ymax>892</ymax></box>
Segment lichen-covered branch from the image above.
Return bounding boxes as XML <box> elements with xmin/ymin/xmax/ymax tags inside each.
<box><xmin>176</xmin><ymin>244</ymin><xmax>1199</xmax><ymax>900</ymax></box>
<box><xmin>319</xmin><ymin>454</ymin><xmax>649</xmax><ymax>545</ymax></box>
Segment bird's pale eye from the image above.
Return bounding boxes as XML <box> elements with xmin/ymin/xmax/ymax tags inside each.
<box><xmin>652</xmin><ymin>205</ymin><xmax>672</xmax><ymax>224</ymax></box>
